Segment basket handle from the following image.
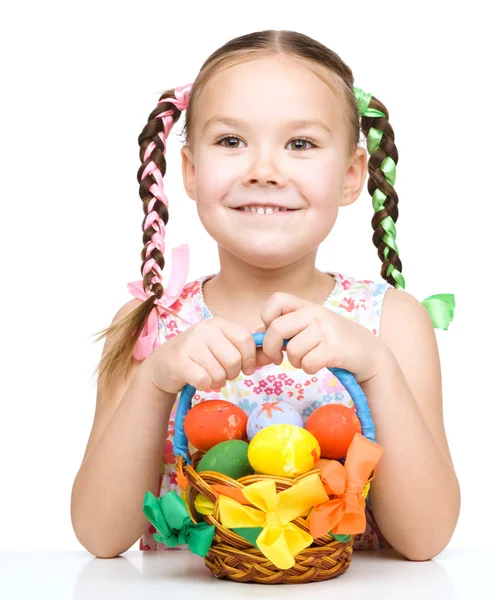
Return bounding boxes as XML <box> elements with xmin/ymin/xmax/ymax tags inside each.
<box><xmin>173</xmin><ymin>331</ymin><xmax>375</xmax><ymax>464</ymax></box>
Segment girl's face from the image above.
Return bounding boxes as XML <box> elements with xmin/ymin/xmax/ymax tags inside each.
<box><xmin>181</xmin><ymin>54</ymin><xmax>367</xmax><ymax>269</ymax></box>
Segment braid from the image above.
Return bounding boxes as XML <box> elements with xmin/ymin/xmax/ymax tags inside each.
<box><xmin>354</xmin><ymin>87</ymin><xmax>454</xmax><ymax>327</ymax></box>
<box><xmin>355</xmin><ymin>88</ymin><xmax>404</xmax><ymax>290</ymax></box>
<box><xmin>93</xmin><ymin>87</ymin><xmax>190</xmax><ymax>393</ymax></box>
<box><xmin>137</xmin><ymin>91</ymin><xmax>183</xmax><ymax>303</ymax></box>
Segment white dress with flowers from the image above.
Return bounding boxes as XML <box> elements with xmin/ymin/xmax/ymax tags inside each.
<box><xmin>140</xmin><ymin>271</ymin><xmax>393</xmax><ymax>551</ymax></box>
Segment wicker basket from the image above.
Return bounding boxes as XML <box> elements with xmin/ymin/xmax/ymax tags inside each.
<box><xmin>171</xmin><ymin>332</ymin><xmax>378</xmax><ymax>584</ymax></box>
<box><xmin>176</xmin><ymin>453</ymin><xmax>355</xmax><ymax>583</ymax></box>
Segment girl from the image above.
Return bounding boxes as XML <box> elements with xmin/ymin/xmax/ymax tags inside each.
<box><xmin>70</xmin><ymin>29</ymin><xmax>460</xmax><ymax>562</ymax></box>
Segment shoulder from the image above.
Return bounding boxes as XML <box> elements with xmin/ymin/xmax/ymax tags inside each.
<box><xmin>380</xmin><ymin>287</ymin><xmax>436</xmax><ymax>343</ymax></box>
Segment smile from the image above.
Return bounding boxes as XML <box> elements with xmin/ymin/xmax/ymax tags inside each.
<box><xmin>233</xmin><ymin>207</ymin><xmax>300</xmax><ymax>215</ymax></box>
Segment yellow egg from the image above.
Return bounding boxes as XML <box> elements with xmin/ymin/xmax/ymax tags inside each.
<box><xmin>247</xmin><ymin>424</ymin><xmax>321</xmax><ymax>478</ymax></box>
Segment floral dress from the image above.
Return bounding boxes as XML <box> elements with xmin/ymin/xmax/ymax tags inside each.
<box><xmin>140</xmin><ymin>271</ymin><xmax>393</xmax><ymax>551</ymax></box>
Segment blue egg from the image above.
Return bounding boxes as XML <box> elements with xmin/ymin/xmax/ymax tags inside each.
<box><xmin>247</xmin><ymin>400</ymin><xmax>303</xmax><ymax>441</ymax></box>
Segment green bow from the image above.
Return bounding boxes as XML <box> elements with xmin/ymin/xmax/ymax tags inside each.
<box><xmin>422</xmin><ymin>293</ymin><xmax>455</xmax><ymax>330</ymax></box>
<box><xmin>142</xmin><ymin>491</ymin><xmax>215</xmax><ymax>557</ymax></box>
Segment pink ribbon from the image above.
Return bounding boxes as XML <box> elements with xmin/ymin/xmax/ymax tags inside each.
<box><xmin>159</xmin><ymin>83</ymin><xmax>193</xmax><ymax>111</ymax></box>
<box><xmin>127</xmin><ymin>243</ymin><xmax>190</xmax><ymax>360</ymax></box>
<box><xmin>128</xmin><ymin>83</ymin><xmax>194</xmax><ymax>361</ymax></box>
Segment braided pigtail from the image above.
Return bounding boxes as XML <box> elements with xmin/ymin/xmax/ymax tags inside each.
<box><xmin>355</xmin><ymin>88</ymin><xmax>403</xmax><ymax>290</ymax></box>
<box><xmin>132</xmin><ymin>84</ymin><xmax>192</xmax><ymax>324</ymax></box>
<box><xmin>355</xmin><ymin>87</ymin><xmax>454</xmax><ymax>327</ymax></box>
<box><xmin>94</xmin><ymin>84</ymin><xmax>192</xmax><ymax>393</ymax></box>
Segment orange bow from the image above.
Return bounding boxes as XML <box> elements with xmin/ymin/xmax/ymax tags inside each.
<box><xmin>309</xmin><ymin>433</ymin><xmax>384</xmax><ymax>537</ymax></box>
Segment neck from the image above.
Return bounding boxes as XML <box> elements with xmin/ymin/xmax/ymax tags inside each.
<box><xmin>202</xmin><ymin>248</ymin><xmax>335</xmax><ymax>322</ymax></box>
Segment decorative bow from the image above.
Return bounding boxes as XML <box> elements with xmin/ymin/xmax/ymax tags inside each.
<box><xmin>127</xmin><ymin>243</ymin><xmax>190</xmax><ymax>360</ymax></box>
<box><xmin>194</xmin><ymin>485</ymin><xmax>250</xmax><ymax>515</ymax></box>
<box><xmin>142</xmin><ymin>490</ymin><xmax>215</xmax><ymax>557</ymax></box>
<box><xmin>192</xmin><ymin>486</ymin><xmax>262</xmax><ymax>547</ymax></box>
<box><xmin>421</xmin><ymin>293</ymin><xmax>455</xmax><ymax>330</ymax></box>
<box><xmin>218</xmin><ymin>474</ymin><xmax>328</xmax><ymax>570</ymax></box>
<box><xmin>309</xmin><ymin>433</ymin><xmax>384</xmax><ymax>538</ymax></box>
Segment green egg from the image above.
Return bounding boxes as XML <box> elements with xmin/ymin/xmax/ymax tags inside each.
<box><xmin>196</xmin><ymin>440</ymin><xmax>254</xmax><ymax>479</ymax></box>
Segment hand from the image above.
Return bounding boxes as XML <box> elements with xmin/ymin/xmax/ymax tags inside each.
<box><xmin>256</xmin><ymin>292</ymin><xmax>389</xmax><ymax>383</ymax></box>
<box><xmin>146</xmin><ymin>317</ymin><xmax>268</xmax><ymax>395</ymax></box>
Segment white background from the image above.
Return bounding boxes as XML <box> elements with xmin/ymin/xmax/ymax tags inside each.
<box><xmin>1</xmin><ymin>0</ymin><xmax>490</xmax><ymax>551</ymax></box>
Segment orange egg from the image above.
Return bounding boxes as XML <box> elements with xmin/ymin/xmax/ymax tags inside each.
<box><xmin>183</xmin><ymin>400</ymin><xmax>248</xmax><ymax>451</ymax></box>
<box><xmin>306</xmin><ymin>404</ymin><xmax>362</xmax><ymax>459</ymax></box>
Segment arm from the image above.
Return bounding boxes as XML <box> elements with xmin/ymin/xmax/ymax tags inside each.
<box><xmin>71</xmin><ymin>302</ymin><xmax>176</xmax><ymax>558</ymax></box>
<box><xmin>361</xmin><ymin>288</ymin><xmax>460</xmax><ymax>561</ymax></box>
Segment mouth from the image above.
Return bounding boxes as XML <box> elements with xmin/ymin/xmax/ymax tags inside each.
<box><xmin>231</xmin><ymin>206</ymin><xmax>301</xmax><ymax>215</ymax></box>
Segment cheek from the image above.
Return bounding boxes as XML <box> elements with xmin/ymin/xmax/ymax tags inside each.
<box><xmin>299</xmin><ymin>161</ymin><xmax>344</xmax><ymax>212</ymax></box>
<box><xmin>195</xmin><ymin>155</ymin><xmax>234</xmax><ymax>201</ymax></box>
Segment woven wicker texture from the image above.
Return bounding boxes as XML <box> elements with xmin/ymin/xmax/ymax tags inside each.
<box><xmin>177</xmin><ymin>453</ymin><xmax>354</xmax><ymax>584</ymax></box>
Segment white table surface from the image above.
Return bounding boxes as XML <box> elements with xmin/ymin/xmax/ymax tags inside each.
<box><xmin>0</xmin><ymin>549</ymin><xmax>488</xmax><ymax>600</ymax></box>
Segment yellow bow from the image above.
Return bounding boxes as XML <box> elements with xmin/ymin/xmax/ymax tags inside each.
<box><xmin>218</xmin><ymin>473</ymin><xmax>328</xmax><ymax>570</ymax></box>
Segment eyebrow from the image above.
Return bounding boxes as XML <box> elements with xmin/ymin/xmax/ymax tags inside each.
<box><xmin>202</xmin><ymin>116</ymin><xmax>333</xmax><ymax>136</ymax></box>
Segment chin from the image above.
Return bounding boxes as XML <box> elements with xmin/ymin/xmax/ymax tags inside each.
<box><xmin>234</xmin><ymin>249</ymin><xmax>303</xmax><ymax>270</ymax></box>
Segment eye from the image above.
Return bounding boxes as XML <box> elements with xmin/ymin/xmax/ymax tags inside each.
<box><xmin>288</xmin><ymin>137</ymin><xmax>317</xmax><ymax>151</ymax></box>
<box><xmin>216</xmin><ymin>135</ymin><xmax>317</xmax><ymax>151</ymax></box>
<box><xmin>216</xmin><ymin>135</ymin><xmax>245</xmax><ymax>149</ymax></box>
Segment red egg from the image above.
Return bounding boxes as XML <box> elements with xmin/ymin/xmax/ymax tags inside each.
<box><xmin>183</xmin><ymin>400</ymin><xmax>248</xmax><ymax>451</ymax></box>
<box><xmin>306</xmin><ymin>404</ymin><xmax>362</xmax><ymax>459</ymax></box>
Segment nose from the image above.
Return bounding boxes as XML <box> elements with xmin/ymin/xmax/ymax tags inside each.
<box><xmin>243</xmin><ymin>146</ymin><xmax>288</xmax><ymax>187</ymax></box>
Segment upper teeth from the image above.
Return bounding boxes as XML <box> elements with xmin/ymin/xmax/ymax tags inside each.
<box><xmin>239</xmin><ymin>206</ymin><xmax>289</xmax><ymax>214</ymax></box>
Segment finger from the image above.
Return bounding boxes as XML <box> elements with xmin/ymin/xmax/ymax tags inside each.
<box><xmin>262</xmin><ymin>308</ymin><xmax>312</xmax><ymax>363</ymax></box>
<box><xmin>283</xmin><ymin>323</ymin><xmax>323</xmax><ymax>370</ymax></box>
<box><xmin>300</xmin><ymin>341</ymin><xmax>329</xmax><ymax>375</ymax></box>
<box><xmin>182</xmin><ymin>357</ymin><xmax>216</xmax><ymax>391</ymax></box>
<box><xmin>188</xmin><ymin>344</ymin><xmax>229</xmax><ymax>389</ymax></box>
<box><xmin>220</xmin><ymin>321</ymin><xmax>258</xmax><ymax>376</ymax></box>
<box><xmin>250</xmin><ymin>326</ymin><xmax>272</xmax><ymax>368</ymax></box>
<box><xmin>256</xmin><ymin>346</ymin><xmax>280</xmax><ymax>367</ymax></box>
<box><xmin>252</xmin><ymin>326</ymin><xmax>275</xmax><ymax>368</ymax></box>
<box><xmin>260</xmin><ymin>292</ymin><xmax>310</xmax><ymax>329</ymax></box>
<box><xmin>207</xmin><ymin>338</ymin><xmax>244</xmax><ymax>382</ymax></box>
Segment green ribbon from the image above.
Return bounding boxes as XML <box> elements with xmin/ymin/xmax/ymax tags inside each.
<box><xmin>232</xmin><ymin>527</ymin><xmax>262</xmax><ymax>549</ymax></box>
<box><xmin>354</xmin><ymin>86</ymin><xmax>456</xmax><ymax>331</ymax></box>
<box><xmin>355</xmin><ymin>86</ymin><xmax>405</xmax><ymax>288</ymax></box>
<box><xmin>354</xmin><ymin>87</ymin><xmax>387</xmax><ymax>119</ymax></box>
<box><xmin>331</xmin><ymin>532</ymin><xmax>351</xmax><ymax>543</ymax></box>
<box><xmin>142</xmin><ymin>490</ymin><xmax>215</xmax><ymax>557</ymax></box>
<box><xmin>421</xmin><ymin>293</ymin><xmax>455</xmax><ymax>330</ymax></box>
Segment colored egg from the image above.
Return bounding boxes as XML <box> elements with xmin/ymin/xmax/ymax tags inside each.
<box><xmin>306</xmin><ymin>404</ymin><xmax>362</xmax><ymax>459</ymax></box>
<box><xmin>248</xmin><ymin>424</ymin><xmax>320</xmax><ymax>478</ymax></box>
<box><xmin>184</xmin><ymin>400</ymin><xmax>248</xmax><ymax>451</ymax></box>
<box><xmin>196</xmin><ymin>440</ymin><xmax>254</xmax><ymax>479</ymax></box>
<box><xmin>247</xmin><ymin>400</ymin><xmax>303</xmax><ymax>441</ymax></box>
